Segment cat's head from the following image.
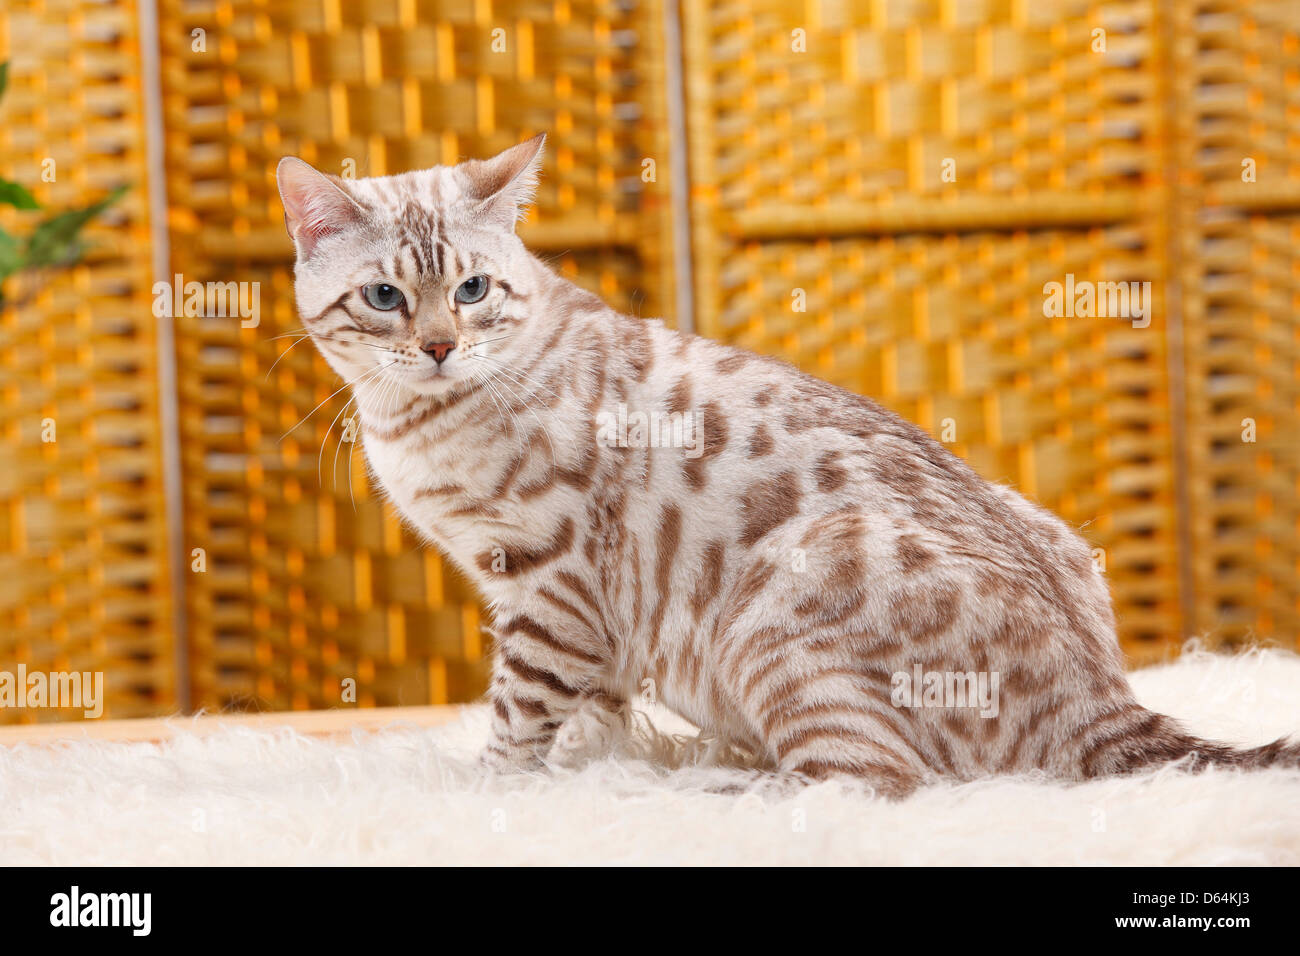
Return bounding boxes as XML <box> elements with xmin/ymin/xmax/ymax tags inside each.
<box><xmin>275</xmin><ymin>135</ymin><xmax>546</xmax><ymax>397</ymax></box>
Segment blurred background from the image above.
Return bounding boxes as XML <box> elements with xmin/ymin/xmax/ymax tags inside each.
<box><xmin>1</xmin><ymin>0</ymin><xmax>1296</xmax><ymax>723</ymax></box>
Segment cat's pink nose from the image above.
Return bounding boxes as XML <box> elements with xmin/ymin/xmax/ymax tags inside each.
<box><xmin>421</xmin><ymin>341</ymin><xmax>455</xmax><ymax>364</ymax></box>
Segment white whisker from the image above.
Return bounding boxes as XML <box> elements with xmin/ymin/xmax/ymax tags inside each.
<box><xmin>264</xmin><ymin>333</ymin><xmax>315</xmax><ymax>380</ymax></box>
<box><xmin>471</xmin><ymin>331</ymin><xmax>517</xmax><ymax>348</ymax></box>
<box><xmin>348</xmin><ymin>371</ymin><xmax>403</xmax><ymax>512</ymax></box>
<box><xmin>470</xmin><ymin>357</ymin><xmax>559</xmax><ymax>473</ymax></box>
<box><xmin>475</xmin><ymin>366</ymin><xmax>528</xmax><ymax>462</ymax></box>
<box><xmin>325</xmin><ymin>393</ymin><xmax>356</xmax><ymax>494</ymax></box>
<box><xmin>470</xmin><ymin>366</ymin><xmax>520</xmax><ymax>460</ymax></box>
<box><xmin>282</xmin><ymin>362</ymin><xmax>392</xmax><ymax>444</ymax></box>
<box><xmin>472</xmin><ymin>352</ymin><xmax>561</xmax><ymax>400</ymax></box>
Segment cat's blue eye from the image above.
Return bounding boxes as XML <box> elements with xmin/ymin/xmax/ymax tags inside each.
<box><xmin>362</xmin><ymin>283</ymin><xmax>405</xmax><ymax>311</ymax></box>
<box><xmin>455</xmin><ymin>275</ymin><xmax>489</xmax><ymax>304</ymax></box>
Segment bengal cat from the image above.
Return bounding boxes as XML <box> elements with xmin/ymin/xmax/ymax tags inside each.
<box><xmin>276</xmin><ymin>136</ymin><xmax>1298</xmax><ymax>797</ymax></box>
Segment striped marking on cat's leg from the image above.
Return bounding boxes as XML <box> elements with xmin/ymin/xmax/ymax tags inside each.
<box><xmin>481</xmin><ymin>656</ymin><xmax>587</xmax><ymax>773</ymax></box>
<box><xmin>479</xmin><ymin>599</ymin><xmax>612</xmax><ymax>773</ymax></box>
<box><xmin>718</xmin><ymin>612</ymin><xmax>933</xmax><ymax>798</ymax></box>
<box><xmin>755</xmin><ymin>664</ymin><xmax>931</xmax><ymax>799</ymax></box>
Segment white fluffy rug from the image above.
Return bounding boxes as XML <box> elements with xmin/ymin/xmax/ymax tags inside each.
<box><xmin>2</xmin><ymin>645</ymin><xmax>1298</xmax><ymax>865</ymax></box>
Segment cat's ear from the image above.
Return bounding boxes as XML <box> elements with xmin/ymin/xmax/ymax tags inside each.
<box><xmin>276</xmin><ymin>157</ymin><xmax>364</xmax><ymax>258</ymax></box>
<box><xmin>463</xmin><ymin>134</ymin><xmax>545</xmax><ymax>231</ymax></box>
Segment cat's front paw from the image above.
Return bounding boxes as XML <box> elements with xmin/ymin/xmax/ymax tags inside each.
<box><xmin>477</xmin><ymin>743</ymin><xmax>545</xmax><ymax>776</ymax></box>
<box><xmin>548</xmin><ymin>698</ymin><xmax>628</xmax><ymax>768</ymax></box>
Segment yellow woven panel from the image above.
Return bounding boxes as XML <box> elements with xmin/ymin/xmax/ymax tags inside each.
<box><xmin>1184</xmin><ymin>212</ymin><xmax>1300</xmax><ymax>647</ymax></box>
<box><xmin>0</xmin><ymin>0</ymin><xmax>175</xmax><ymax>721</ymax></box>
<box><xmin>1177</xmin><ymin>0</ymin><xmax>1300</xmax><ymax>648</ymax></box>
<box><xmin>684</xmin><ymin>0</ymin><xmax>1156</xmax><ymax>211</ymax></box>
<box><xmin>155</xmin><ymin>0</ymin><xmax>672</xmax><ymax>711</ymax></box>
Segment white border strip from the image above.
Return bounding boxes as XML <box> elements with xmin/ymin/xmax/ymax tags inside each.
<box><xmin>662</xmin><ymin>0</ymin><xmax>695</xmax><ymax>334</ymax></box>
<box><xmin>137</xmin><ymin>0</ymin><xmax>190</xmax><ymax>712</ymax></box>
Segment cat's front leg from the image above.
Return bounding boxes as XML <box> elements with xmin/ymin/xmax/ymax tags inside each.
<box><xmin>478</xmin><ymin>607</ymin><xmax>612</xmax><ymax>774</ymax></box>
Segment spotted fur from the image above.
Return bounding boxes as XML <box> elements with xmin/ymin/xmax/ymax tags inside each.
<box><xmin>278</xmin><ymin>137</ymin><xmax>1300</xmax><ymax>796</ymax></box>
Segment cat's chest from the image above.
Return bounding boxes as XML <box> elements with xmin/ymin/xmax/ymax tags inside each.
<box><xmin>360</xmin><ymin>431</ymin><xmax>527</xmax><ymax>552</ymax></box>
<box><xmin>361</xmin><ymin>435</ymin><xmax>431</xmax><ymax>504</ymax></box>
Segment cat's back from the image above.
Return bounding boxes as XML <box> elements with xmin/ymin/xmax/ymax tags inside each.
<box><xmin>625</xmin><ymin>317</ymin><xmax>1050</xmax><ymax>554</ymax></box>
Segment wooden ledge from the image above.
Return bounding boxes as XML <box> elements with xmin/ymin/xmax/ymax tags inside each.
<box><xmin>0</xmin><ymin>705</ymin><xmax>469</xmax><ymax>746</ymax></box>
<box><xmin>729</xmin><ymin>192</ymin><xmax>1143</xmax><ymax>239</ymax></box>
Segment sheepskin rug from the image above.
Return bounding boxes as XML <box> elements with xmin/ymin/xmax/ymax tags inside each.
<box><xmin>2</xmin><ymin>644</ymin><xmax>1298</xmax><ymax>866</ymax></box>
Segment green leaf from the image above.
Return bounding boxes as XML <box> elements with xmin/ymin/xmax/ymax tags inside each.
<box><xmin>0</xmin><ymin>62</ymin><xmax>8</xmax><ymax>103</ymax></box>
<box><xmin>0</xmin><ymin>226</ymin><xmax>20</xmax><ymax>283</ymax></box>
<box><xmin>0</xmin><ymin>227</ymin><xmax>19</xmax><ymax>268</ymax></box>
<box><xmin>0</xmin><ymin>179</ymin><xmax>40</xmax><ymax>210</ymax></box>
<box><xmin>24</xmin><ymin>185</ymin><xmax>127</xmax><ymax>269</ymax></box>
<box><xmin>0</xmin><ymin>225</ymin><xmax>18</xmax><ymax>309</ymax></box>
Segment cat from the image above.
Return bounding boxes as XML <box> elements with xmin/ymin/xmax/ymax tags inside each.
<box><xmin>276</xmin><ymin>135</ymin><xmax>1299</xmax><ymax>796</ymax></box>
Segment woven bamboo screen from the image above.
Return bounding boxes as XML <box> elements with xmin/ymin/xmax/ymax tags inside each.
<box><xmin>1</xmin><ymin>0</ymin><xmax>1296</xmax><ymax>722</ymax></box>
<box><xmin>1172</xmin><ymin>0</ymin><xmax>1300</xmax><ymax>649</ymax></box>
<box><xmin>0</xmin><ymin>0</ymin><xmax>176</xmax><ymax>720</ymax></box>
<box><xmin>154</xmin><ymin>0</ymin><xmax>673</xmax><ymax>712</ymax></box>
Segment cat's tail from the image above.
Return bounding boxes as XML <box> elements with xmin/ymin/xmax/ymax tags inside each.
<box><xmin>1080</xmin><ymin>709</ymin><xmax>1300</xmax><ymax>778</ymax></box>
